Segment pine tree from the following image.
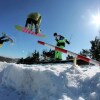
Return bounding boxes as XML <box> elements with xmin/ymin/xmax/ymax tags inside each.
<box><xmin>17</xmin><ymin>58</ymin><xmax>24</xmax><ymax>64</ymax></box>
<box><xmin>32</xmin><ymin>50</ymin><xmax>39</xmax><ymax>63</ymax></box>
<box><xmin>90</xmin><ymin>36</ymin><xmax>100</xmax><ymax>61</ymax></box>
<box><xmin>41</xmin><ymin>49</ymin><xmax>55</xmax><ymax>61</ymax></box>
<box><xmin>17</xmin><ymin>50</ymin><xmax>40</xmax><ymax>64</ymax></box>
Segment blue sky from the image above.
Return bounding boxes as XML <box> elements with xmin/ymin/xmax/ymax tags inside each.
<box><xmin>0</xmin><ymin>0</ymin><xmax>100</xmax><ymax>59</ymax></box>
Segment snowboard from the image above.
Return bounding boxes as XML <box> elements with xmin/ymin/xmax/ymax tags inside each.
<box><xmin>15</xmin><ymin>25</ymin><xmax>45</xmax><ymax>38</ymax></box>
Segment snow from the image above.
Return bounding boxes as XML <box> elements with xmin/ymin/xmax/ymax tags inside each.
<box><xmin>0</xmin><ymin>62</ymin><xmax>100</xmax><ymax>100</ymax></box>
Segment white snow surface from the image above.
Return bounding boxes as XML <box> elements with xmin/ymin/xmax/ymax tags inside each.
<box><xmin>0</xmin><ymin>62</ymin><xmax>100</xmax><ymax>100</ymax></box>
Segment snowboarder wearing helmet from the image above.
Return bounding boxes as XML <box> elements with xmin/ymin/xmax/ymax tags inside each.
<box><xmin>25</xmin><ymin>12</ymin><xmax>42</xmax><ymax>34</ymax></box>
<box><xmin>53</xmin><ymin>32</ymin><xmax>70</xmax><ymax>60</ymax></box>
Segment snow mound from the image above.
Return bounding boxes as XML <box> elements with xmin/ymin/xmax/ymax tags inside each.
<box><xmin>0</xmin><ymin>62</ymin><xmax>100</xmax><ymax>100</ymax></box>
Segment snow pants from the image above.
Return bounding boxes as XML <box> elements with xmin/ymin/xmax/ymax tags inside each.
<box><xmin>25</xmin><ymin>18</ymin><xmax>40</xmax><ymax>33</ymax></box>
<box><xmin>55</xmin><ymin>45</ymin><xmax>64</xmax><ymax>60</ymax></box>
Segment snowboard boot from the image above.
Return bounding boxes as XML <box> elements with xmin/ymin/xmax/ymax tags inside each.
<box><xmin>5</xmin><ymin>35</ymin><xmax>13</xmax><ymax>43</ymax></box>
<box><xmin>7</xmin><ymin>37</ymin><xmax>13</xmax><ymax>43</ymax></box>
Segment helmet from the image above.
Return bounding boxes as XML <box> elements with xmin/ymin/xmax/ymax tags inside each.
<box><xmin>54</xmin><ymin>33</ymin><xmax>57</xmax><ymax>36</ymax></box>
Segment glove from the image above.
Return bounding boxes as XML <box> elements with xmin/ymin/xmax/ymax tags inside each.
<box><xmin>66</xmin><ymin>40</ymin><xmax>70</xmax><ymax>44</ymax></box>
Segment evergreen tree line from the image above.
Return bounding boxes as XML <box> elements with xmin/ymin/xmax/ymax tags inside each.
<box><xmin>17</xmin><ymin>36</ymin><xmax>100</xmax><ymax>64</ymax></box>
<box><xmin>17</xmin><ymin>49</ymin><xmax>55</xmax><ymax>64</ymax></box>
<box><xmin>80</xmin><ymin>36</ymin><xmax>100</xmax><ymax>61</ymax></box>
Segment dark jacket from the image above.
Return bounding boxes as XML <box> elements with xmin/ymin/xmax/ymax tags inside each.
<box><xmin>55</xmin><ymin>35</ymin><xmax>70</xmax><ymax>47</ymax></box>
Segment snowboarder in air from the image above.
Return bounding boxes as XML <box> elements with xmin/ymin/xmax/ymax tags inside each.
<box><xmin>0</xmin><ymin>32</ymin><xmax>13</xmax><ymax>47</ymax></box>
<box><xmin>53</xmin><ymin>32</ymin><xmax>70</xmax><ymax>60</ymax></box>
<box><xmin>25</xmin><ymin>12</ymin><xmax>42</xmax><ymax>34</ymax></box>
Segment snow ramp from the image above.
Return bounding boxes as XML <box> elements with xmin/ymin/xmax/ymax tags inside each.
<box><xmin>0</xmin><ymin>62</ymin><xmax>100</xmax><ymax>100</ymax></box>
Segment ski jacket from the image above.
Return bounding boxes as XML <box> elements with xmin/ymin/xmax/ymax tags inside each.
<box><xmin>55</xmin><ymin>35</ymin><xmax>65</xmax><ymax>40</ymax></box>
<box><xmin>27</xmin><ymin>12</ymin><xmax>41</xmax><ymax>25</ymax></box>
<box><xmin>55</xmin><ymin>35</ymin><xmax>69</xmax><ymax>47</ymax></box>
<box><xmin>55</xmin><ymin>35</ymin><xmax>65</xmax><ymax>47</ymax></box>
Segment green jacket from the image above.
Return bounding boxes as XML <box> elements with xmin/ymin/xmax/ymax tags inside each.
<box><xmin>28</xmin><ymin>12</ymin><xmax>42</xmax><ymax>25</ymax></box>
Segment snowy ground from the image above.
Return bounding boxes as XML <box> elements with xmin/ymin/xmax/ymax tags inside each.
<box><xmin>0</xmin><ymin>62</ymin><xmax>100</xmax><ymax>100</ymax></box>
